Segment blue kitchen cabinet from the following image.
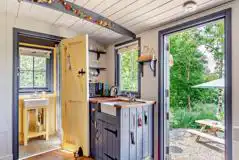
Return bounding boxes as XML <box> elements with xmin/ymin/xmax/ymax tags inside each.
<box><xmin>94</xmin><ymin>103</ymin><xmax>154</xmax><ymax>160</ymax></box>
<box><xmin>89</xmin><ymin>102</ymin><xmax>98</xmax><ymax>158</ymax></box>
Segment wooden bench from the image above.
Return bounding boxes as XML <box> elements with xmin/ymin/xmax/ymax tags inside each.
<box><xmin>187</xmin><ymin>129</ymin><xmax>225</xmax><ymax>144</ymax></box>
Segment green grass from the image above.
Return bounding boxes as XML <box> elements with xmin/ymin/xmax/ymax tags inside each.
<box><xmin>170</xmin><ymin>103</ymin><xmax>219</xmax><ymax>129</ymax></box>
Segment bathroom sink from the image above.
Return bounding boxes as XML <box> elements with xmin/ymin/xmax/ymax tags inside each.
<box><xmin>24</xmin><ymin>98</ymin><xmax>49</xmax><ymax>108</ymax></box>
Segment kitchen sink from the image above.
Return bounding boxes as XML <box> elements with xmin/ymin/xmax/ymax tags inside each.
<box><xmin>100</xmin><ymin>99</ymin><xmax>145</xmax><ymax>116</ymax></box>
<box><xmin>24</xmin><ymin>98</ymin><xmax>49</xmax><ymax>108</ymax></box>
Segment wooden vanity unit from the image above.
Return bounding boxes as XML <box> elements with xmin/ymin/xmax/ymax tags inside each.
<box><xmin>23</xmin><ymin>98</ymin><xmax>49</xmax><ymax>146</ymax></box>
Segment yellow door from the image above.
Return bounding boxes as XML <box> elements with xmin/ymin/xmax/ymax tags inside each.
<box><xmin>60</xmin><ymin>35</ymin><xmax>89</xmax><ymax>155</ymax></box>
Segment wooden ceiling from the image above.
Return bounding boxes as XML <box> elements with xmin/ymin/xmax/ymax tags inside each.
<box><xmin>1</xmin><ymin>0</ymin><xmax>230</xmax><ymax>44</ymax></box>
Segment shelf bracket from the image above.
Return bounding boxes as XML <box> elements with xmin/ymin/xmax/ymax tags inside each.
<box><xmin>97</xmin><ymin>53</ymin><xmax>101</xmax><ymax>60</ymax></box>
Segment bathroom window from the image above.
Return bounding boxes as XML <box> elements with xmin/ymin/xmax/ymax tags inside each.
<box><xmin>115</xmin><ymin>39</ymin><xmax>141</xmax><ymax>97</ymax></box>
<box><xmin>19</xmin><ymin>47</ymin><xmax>53</xmax><ymax>93</ymax></box>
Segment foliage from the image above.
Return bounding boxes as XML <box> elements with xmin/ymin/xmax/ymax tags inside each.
<box><xmin>169</xmin><ymin>20</ymin><xmax>225</xmax><ymax>128</ymax></box>
<box><xmin>196</xmin><ymin>20</ymin><xmax>225</xmax><ymax>77</ymax></box>
<box><xmin>170</xmin><ymin>103</ymin><xmax>219</xmax><ymax>128</ymax></box>
<box><xmin>169</xmin><ymin>29</ymin><xmax>217</xmax><ymax>110</ymax></box>
<box><xmin>20</xmin><ymin>55</ymin><xmax>47</xmax><ymax>89</ymax></box>
<box><xmin>119</xmin><ymin>50</ymin><xmax>138</xmax><ymax>92</ymax></box>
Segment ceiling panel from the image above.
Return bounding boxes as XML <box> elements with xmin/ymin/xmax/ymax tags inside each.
<box><xmin>70</xmin><ymin>19</ymin><xmax>101</xmax><ymax>34</ymax></box>
<box><xmin>29</xmin><ymin>4</ymin><xmax>62</xmax><ymax>24</ymax></box>
<box><xmin>100</xmin><ymin>0</ymin><xmax>138</xmax><ymax>17</ymax></box>
<box><xmin>123</xmin><ymin>0</ymin><xmax>183</xmax><ymax>28</ymax></box>
<box><xmin>91</xmin><ymin>0</ymin><xmax>120</xmax><ymax>13</ymax></box>
<box><xmin>54</xmin><ymin>13</ymin><xmax>80</xmax><ymax>27</ymax></box>
<box><xmin>90</xmin><ymin>28</ymin><xmax>123</xmax><ymax>44</ymax></box>
<box><xmin>108</xmin><ymin>0</ymin><xmax>154</xmax><ymax>21</ymax></box>
<box><xmin>130</xmin><ymin>0</ymin><xmax>227</xmax><ymax>33</ymax></box>
<box><xmin>114</xmin><ymin>0</ymin><xmax>171</xmax><ymax>24</ymax></box>
<box><xmin>4</xmin><ymin>0</ymin><xmax>232</xmax><ymax>45</ymax></box>
<box><xmin>82</xmin><ymin>0</ymin><xmax>105</xmax><ymax>10</ymax></box>
<box><xmin>74</xmin><ymin>0</ymin><xmax>90</xmax><ymax>7</ymax></box>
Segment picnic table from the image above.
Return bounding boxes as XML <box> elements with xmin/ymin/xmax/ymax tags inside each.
<box><xmin>187</xmin><ymin>119</ymin><xmax>225</xmax><ymax>144</ymax></box>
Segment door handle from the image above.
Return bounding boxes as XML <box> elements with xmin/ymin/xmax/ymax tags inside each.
<box><xmin>78</xmin><ymin>68</ymin><xmax>86</xmax><ymax>76</ymax></box>
<box><xmin>104</xmin><ymin>128</ymin><xmax>117</xmax><ymax>137</ymax></box>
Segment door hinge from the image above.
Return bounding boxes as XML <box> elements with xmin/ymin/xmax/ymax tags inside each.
<box><xmin>166</xmin><ymin>43</ymin><xmax>170</xmax><ymax>51</ymax></box>
<box><xmin>17</xmin><ymin>67</ymin><xmax>20</xmax><ymax>77</ymax></box>
<box><xmin>104</xmin><ymin>128</ymin><xmax>117</xmax><ymax>137</ymax></box>
<box><xmin>165</xmin><ymin>89</ymin><xmax>169</xmax><ymax>97</ymax></box>
<box><xmin>166</xmin><ymin>112</ymin><xmax>169</xmax><ymax>120</ymax></box>
<box><xmin>166</xmin><ymin>146</ymin><xmax>169</xmax><ymax>154</ymax></box>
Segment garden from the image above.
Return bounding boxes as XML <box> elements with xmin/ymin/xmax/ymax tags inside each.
<box><xmin>168</xmin><ymin>20</ymin><xmax>225</xmax><ymax>160</ymax></box>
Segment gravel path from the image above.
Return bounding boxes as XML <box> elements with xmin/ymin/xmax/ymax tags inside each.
<box><xmin>169</xmin><ymin>129</ymin><xmax>224</xmax><ymax>160</ymax></box>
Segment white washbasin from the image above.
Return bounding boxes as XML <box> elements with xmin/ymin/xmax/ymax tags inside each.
<box><xmin>101</xmin><ymin>100</ymin><xmax>145</xmax><ymax>116</ymax></box>
<box><xmin>24</xmin><ymin>98</ymin><xmax>49</xmax><ymax>108</ymax></box>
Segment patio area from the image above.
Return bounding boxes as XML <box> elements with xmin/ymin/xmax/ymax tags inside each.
<box><xmin>170</xmin><ymin>129</ymin><xmax>225</xmax><ymax>160</ymax></box>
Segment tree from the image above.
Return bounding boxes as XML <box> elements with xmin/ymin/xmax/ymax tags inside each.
<box><xmin>196</xmin><ymin>20</ymin><xmax>225</xmax><ymax>115</ymax></box>
<box><xmin>169</xmin><ymin>25</ymin><xmax>220</xmax><ymax>111</ymax></box>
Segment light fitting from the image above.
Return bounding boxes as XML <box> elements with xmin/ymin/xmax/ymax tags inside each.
<box><xmin>183</xmin><ymin>1</ymin><xmax>197</xmax><ymax>12</ymax></box>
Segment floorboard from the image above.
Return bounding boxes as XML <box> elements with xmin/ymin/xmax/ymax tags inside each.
<box><xmin>27</xmin><ymin>150</ymin><xmax>93</xmax><ymax>160</ymax></box>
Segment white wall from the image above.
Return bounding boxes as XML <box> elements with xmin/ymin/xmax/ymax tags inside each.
<box><xmin>0</xmin><ymin>13</ymin><xmax>106</xmax><ymax>159</ymax></box>
<box><xmin>106</xmin><ymin>1</ymin><xmax>239</xmax><ymax>159</ymax></box>
<box><xmin>89</xmin><ymin>39</ymin><xmax>107</xmax><ymax>83</ymax></box>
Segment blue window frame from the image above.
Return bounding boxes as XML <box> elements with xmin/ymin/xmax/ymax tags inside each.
<box><xmin>19</xmin><ymin>47</ymin><xmax>54</xmax><ymax>93</ymax></box>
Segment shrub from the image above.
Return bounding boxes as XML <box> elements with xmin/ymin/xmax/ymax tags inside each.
<box><xmin>170</xmin><ymin>103</ymin><xmax>219</xmax><ymax>129</ymax></box>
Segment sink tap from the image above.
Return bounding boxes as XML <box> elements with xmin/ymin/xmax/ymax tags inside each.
<box><xmin>127</xmin><ymin>93</ymin><xmax>136</xmax><ymax>103</ymax></box>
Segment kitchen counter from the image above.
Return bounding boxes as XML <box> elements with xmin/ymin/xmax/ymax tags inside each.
<box><xmin>89</xmin><ymin>96</ymin><xmax>120</xmax><ymax>103</ymax></box>
<box><xmin>89</xmin><ymin>96</ymin><xmax>156</xmax><ymax>107</ymax></box>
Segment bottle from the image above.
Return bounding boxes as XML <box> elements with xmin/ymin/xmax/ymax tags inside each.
<box><xmin>104</xmin><ymin>82</ymin><xmax>109</xmax><ymax>96</ymax></box>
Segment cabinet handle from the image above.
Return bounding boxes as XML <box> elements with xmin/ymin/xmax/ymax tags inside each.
<box><xmin>104</xmin><ymin>128</ymin><xmax>117</xmax><ymax>137</ymax></box>
<box><xmin>130</xmin><ymin>132</ymin><xmax>135</xmax><ymax>144</ymax></box>
<box><xmin>104</xmin><ymin>153</ymin><xmax>117</xmax><ymax>160</ymax></box>
<box><xmin>144</xmin><ymin>111</ymin><xmax>148</xmax><ymax>125</ymax></box>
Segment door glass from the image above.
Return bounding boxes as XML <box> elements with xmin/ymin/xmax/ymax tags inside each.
<box><xmin>164</xmin><ymin>19</ymin><xmax>225</xmax><ymax>160</ymax></box>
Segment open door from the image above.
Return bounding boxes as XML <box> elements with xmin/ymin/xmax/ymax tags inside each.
<box><xmin>60</xmin><ymin>35</ymin><xmax>89</xmax><ymax>155</ymax></box>
<box><xmin>164</xmin><ymin>37</ymin><xmax>170</xmax><ymax>160</ymax></box>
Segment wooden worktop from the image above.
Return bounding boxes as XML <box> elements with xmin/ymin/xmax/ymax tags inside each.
<box><xmin>89</xmin><ymin>96</ymin><xmax>156</xmax><ymax>107</ymax></box>
<box><xmin>89</xmin><ymin>96</ymin><xmax>120</xmax><ymax>104</ymax></box>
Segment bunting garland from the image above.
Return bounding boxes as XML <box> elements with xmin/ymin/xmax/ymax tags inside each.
<box><xmin>32</xmin><ymin>0</ymin><xmax>112</xmax><ymax>28</ymax></box>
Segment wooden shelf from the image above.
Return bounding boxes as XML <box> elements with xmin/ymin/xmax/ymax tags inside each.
<box><xmin>28</xmin><ymin>131</ymin><xmax>46</xmax><ymax>138</ymax></box>
<box><xmin>89</xmin><ymin>67</ymin><xmax>106</xmax><ymax>75</ymax></box>
<box><xmin>138</xmin><ymin>59</ymin><xmax>157</xmax><ymax>77</ymax></box>
<box><xmin>89</xmin><ymin>67</ymin><xmax>106</xmax><ymax>70</ymax></box>
<box><xmin>137</xmin><ymin>55</ymin><xmax>153</xmax><ymax>63</ymax></box>
<box><xmin>89</xmin><ymin>50</ymin><xmax>106</xmax><ymax>60</ymax></box>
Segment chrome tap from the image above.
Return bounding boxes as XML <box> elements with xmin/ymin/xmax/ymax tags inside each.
<box><xmin>127</xmin><ymin>92</ymin><xmax>136</xmax><ymax>103</ymax></box>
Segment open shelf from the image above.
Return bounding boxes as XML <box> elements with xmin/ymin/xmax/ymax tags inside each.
<box><xmin>138</xmin><ymin>59</ymin><xmax>157</xmax><ymax>77</ymax></box>
<box><xmin>89</xmin><ymin>49</ymin><xmax>106</xmax><ymax>60</ymax></box>
<box><xmin>28</xmin><ymin>131</ymin><xmax>46</xmax><ymax>138</ymax></box>
<box><xmin>89</xmin><ymin>67</ymin><xmax>106</xmax><ymax>75</ymax></box>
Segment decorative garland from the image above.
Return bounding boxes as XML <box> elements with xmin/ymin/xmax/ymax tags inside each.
<box><xmin>32</xmin><ymin>0</ymin><xmax>112</xmax><ymax>28</ymax></box>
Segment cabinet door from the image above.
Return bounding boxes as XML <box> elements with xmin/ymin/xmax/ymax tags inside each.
<box><xmin>143</xmin><ymin>105</ymin><xmax>149</xmax><ymax>158</ymax></box>
<box><xmin>95</xmin><ymin>120</ymin><xmax>103</xmax><ymax>160</ymax></box>
<box><xmin>129</xmin><ymin>108</ymin><xmax>137</xmax><ymax>160</ymax></box>
<box><xmin>104</xmin><ymin>123</ymin><xmax>118</xmax><ymax>160</ymax></box>
<box><xmin>90</xmin><ymin>103</ymin><xmax>97</xmax><ymax>157</ymax></box>
<box><xmin>136</xmin><ymin>107</ymin><xmax>143</xmax><ymax>160</ymax></box>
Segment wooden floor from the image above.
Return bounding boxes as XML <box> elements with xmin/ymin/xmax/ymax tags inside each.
<box><xmin>27</xmin><ymin>150</ymin><xmax>93</xmax><ymax>160</ymax></box>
